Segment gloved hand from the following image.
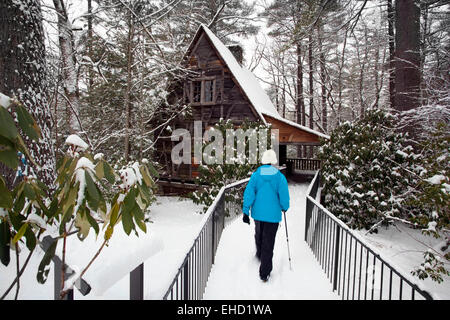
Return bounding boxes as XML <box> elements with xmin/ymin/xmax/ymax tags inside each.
<box><xmin>243</xmin><ymin>214</ymin><xmax>250</xmax><ymax>224</ymax></box>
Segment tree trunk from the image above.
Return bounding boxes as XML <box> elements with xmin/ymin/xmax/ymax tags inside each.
<box><xmin>318</xmin><ymin>24</ymin><xmax>327</xmax><ymax>133</ymax></box>
<box><xmin>0</xmin><ymin>0</ymin><xmax>56</xmax><ymax>188</ymax></box>
<box><xmin>53</xmin><ymin>0</ymin><xmax>81</xmax><ymax>134</ymax></box>
<box><xmin>394</xmin><ymin>0</ymin><xmax>421</xmax><ymax>112</ymax></box>
<box><xmin>387</xmin><ymin>0</ymin><xmax>395</xmax><ymax>109</ymax></box>
<box><xmin>124</xmin><ymin>12</ymin><xmax>135</xmax><ymax>162</ymax></box>
<box><xmin>296</xmin><ymin>42</ymin><xmax>305</xmax><ymax>158</ymax></box>
<box><xmin>308</xmin><ymin>34</ymin><xmax>314</xmax><ymax>158</ymax></box>
<box><xmin>87</xmin><ymin>0</ymin><xmax>94</xmax><ymax>91</ymax></box>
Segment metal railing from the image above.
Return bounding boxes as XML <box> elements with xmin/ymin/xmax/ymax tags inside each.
<box><xmin>286</xmin><ymin>158</ymin><xmax>321</xmax><ymax>171</ymax></box>
<box><xmin>42</xmin><ymin>178</ymin><xmax>248</xmax><ymax>301</ymax></box>
<box><xmin>163</xmin><ymin>178</ymin><xmax>249</xmax><ymax>300</ymax></box>
<box><xmin>305</xmin><ymin>171</ymin><xmax>433</xmax><ymax>300</ymax></box>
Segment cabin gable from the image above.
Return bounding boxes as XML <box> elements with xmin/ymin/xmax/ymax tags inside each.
<box><xmin>182</xmin><ymin>30</ymin><xmax>260</xmax><ymax>125</ymax></box>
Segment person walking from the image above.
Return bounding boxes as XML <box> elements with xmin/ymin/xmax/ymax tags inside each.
<box><xmin>242</xmin><ymin>149</ymin><xmax>290</xmax><ymax>282</ymax></box>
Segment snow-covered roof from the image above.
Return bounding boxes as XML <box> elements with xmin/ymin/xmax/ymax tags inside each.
<box><xmin>264</xmin><ymin>114</ymin><xmax>330</xmax><ymax>140</ymax></box>
<box><xmin>193</xmin><ymin>25</ymin><xmax>329</xmax><ymax>140</ymax></box>
<box><xmin>200</xmin><ymin>25</ymin><xmax>279</xmax><ymax>124</ymax></box>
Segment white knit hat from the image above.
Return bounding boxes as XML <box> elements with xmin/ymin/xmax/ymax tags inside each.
<box><xmin>261</xmin><ymin>149</ymin><xmax>278</xmax><ymax>165</ymax></box>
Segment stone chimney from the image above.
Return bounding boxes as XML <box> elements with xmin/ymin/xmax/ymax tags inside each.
<box><xmin>227</xmin><ymin>44</ymin><xmax>244</xmax><ymax>65</ymax></box>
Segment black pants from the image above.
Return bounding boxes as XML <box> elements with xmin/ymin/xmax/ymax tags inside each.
<box><xmin>254</xmin><ymin>220</ymin><xmax>279</xmax><ymax>278</ymax></box>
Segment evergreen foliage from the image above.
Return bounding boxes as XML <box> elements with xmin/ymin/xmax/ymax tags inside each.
<box><xmin>0</xmin><ymin>96</ymin><xmax>158</xmax><ymax>298</ymax></box>
<box><xmin>190</xmin><ymin>119</ymin><xmax>273</xmax><ymax>213</ymax></box>
<box><xmin>319</xmin><ymin>109</ymin><xmax>418</xmax><ymax>229</ymax></box>
<box><xmin>319</xmin><ymin>108</ymin><xmax>449</xmax><ymax>282</ymax></box>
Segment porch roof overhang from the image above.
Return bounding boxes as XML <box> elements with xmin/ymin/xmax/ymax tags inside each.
<box><xmin>263</xmin><ymin>115</ymin><xmax>329</xmax><ymax>146</ymax></box>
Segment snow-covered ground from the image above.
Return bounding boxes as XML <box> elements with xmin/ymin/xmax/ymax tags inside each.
<box><xmin>0</xmin><ymin>196</ymin><xmax>205</xmax><ymax>300</ymax></box>
<box><xmin>2</xmin><ymin>183</ymin><xmax>448</xmax><ymax>300</ymax></box>
<box><xmin>203</xmin><ymin>183</ymin><xmax>339</xmax><ymax>299</ymax></box>
<box><xmin>203</xmin><ymin>182</ymin><xmax>450</xmax><ymax>300</ymax></box>
<box><xmin>356</xmin><ymin>223</ymin><xmax>450</xmax><ymax>300</ymax></box>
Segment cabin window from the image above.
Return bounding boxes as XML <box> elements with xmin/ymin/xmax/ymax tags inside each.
<box><xmin>189</xmin><ymin>78</ymin><xmax>216</xmax><ymax>105</ymax></box>
<box><xmin>192</xmin><ymin>81</ymin><xmax>202</xmax><ymax>103</ymax></box>
<box><xmin>204</xmin><ymin>80</ymin><xmax>214</xmax><ymax>102</ymax></box>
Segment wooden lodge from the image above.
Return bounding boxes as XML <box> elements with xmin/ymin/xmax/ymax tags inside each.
<box><xmin>155</xmin><ymin>24</ymin><xmax>329</xmax><ymax>194</ymax></box>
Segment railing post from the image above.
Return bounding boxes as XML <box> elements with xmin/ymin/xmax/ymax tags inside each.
<box><xmin>333</xmin><ymin>225</ymin><xmax>340</xmax><ymax>292</ymax></box>
<box><xmin>305</xmin><ymin>197</ymin><xmax>311</xmax><ymax>242</ymax></box>
<box><xmin>211</xmin><ymin>211</ymin><xmax>216</xmax><ymax>265</ymax></box>
<box><xmin>183</xmin><ymin>261</ymin><xmax>189</xmax><ymax>300</ymax></box>
<box><xmin>53</xmin><ymin>258</ymin><xmax>73</xmax><ymax>300</ymax></box>
<box><xmin>130</xmin><ymin>263</ymin><xmax>144</xmax><ymax>300</ymax></box>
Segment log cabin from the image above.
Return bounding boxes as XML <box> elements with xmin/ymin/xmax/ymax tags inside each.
<box><xmin>155</xmin><ymin>24</ymin><xmax>329</xmax><ymax>194</ymax></box>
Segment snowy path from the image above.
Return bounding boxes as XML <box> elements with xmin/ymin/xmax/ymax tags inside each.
<box><xmin>203</xmin><ymin>183</ymin><xmax>339</xmax><ymax>300</ymax></box>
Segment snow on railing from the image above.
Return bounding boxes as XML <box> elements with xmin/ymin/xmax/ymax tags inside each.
<box><xmin>305</xmin><ymin>171</ymin><xmax>433</xmax><ymax>300</ymax></box>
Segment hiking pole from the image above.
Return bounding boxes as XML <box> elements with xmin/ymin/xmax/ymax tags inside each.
<box><xmin>283</xmin><ymin>211</ymin><xmax>292</xmax><ymax>270</ymax></box>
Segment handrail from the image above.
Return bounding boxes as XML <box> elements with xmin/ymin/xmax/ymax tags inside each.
<box><xmin>163</xmin><ymin>177</ymin><xmax>249</xmax><ymax>300</ymax></box>
<box><xmin>305</xmin><ymin>171</ymin><xmax>433</xmax><ymax>300</ymax></box>
<box><xmin>286</xmin><ymin>158</ymin><xmax>321</xmax><ymax>171</ymax></box>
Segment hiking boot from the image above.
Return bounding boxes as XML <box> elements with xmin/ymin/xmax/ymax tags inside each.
<box><xmin>260</xmin><ymin>274</ymin><xmax>270</xmax><ymax>282</ymax></box>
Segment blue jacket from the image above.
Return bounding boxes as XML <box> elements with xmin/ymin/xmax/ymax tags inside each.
<box><xmin>243</xmin><ymin>165</ymin><xmax>290</xmax><ymax>223</ymax></box>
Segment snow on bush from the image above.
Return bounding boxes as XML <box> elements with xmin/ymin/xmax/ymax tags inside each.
<box><xmin>319</xmin><ymin>108</ymin><xmax>449</xmax><ymax>283</ymax></box>
<box><xmin>65</xmin><ymin>134</ymin><xmax>89</xmax><ymax>157</ymax></box>
<box><xmin>0</xmin><ymin>92</ymin><xmax>13</xmax><ymax>109</ymax></box>
<box><xmin>318</xmin><ymin>109</ymin><xmax>419</xmax><ymax>230</ymax></box>
<box><xmin>189</xmin><ymin>119</ymin><xmax>272</xmax><ymax>214</ymax></box>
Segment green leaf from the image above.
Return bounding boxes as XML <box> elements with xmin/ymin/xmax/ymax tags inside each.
<box><xmin>16</xmin><ymin>105</ymin><xmax>40</xmax><ymax>141</ymax></box>
<box><xmin>37</xmin><ymin>239</ymin><xmax>57</xmax><ymax>284</ymax></box>
<box><xmin>86</xmin><ymin>211</ymin><xmax>99</xmax><ymax>235</ymax></box>
<box><xmin>85</xmin><ymin>171</ymin><xmax>99</xmax><ymax>211</ymax></box>
<box><xmin>0</xmin><ymin>148</ymin><xmax>18</xmax><ymax>169</ymax></box>
<box><xmin>0</xmin><ymin>179</ymin><xmax>13</xmax><ymax>208</ymax></box>
<box><xmin>24</xmin><ymin>227</ymin><xmax>36</xmax><ymax>251</ymax></box>
<box><xmin>133</xmin><ymin>203</ymin><xmax>145</xmax><ymax>221</ymax></box>
<box><xmin>75</xmin><ymin>211</ymin><xmax>91</xmax><ymax>241</ymax></box>
<box><xmin>146</xmin><ymin>163</ymin><xmax>159</xmax><ymax>178</ymax></box>
<box><xmin>59</xmin><ymin>204</ymin><xmax>73</xmax><ymax>235</ymax></box>
<box><xmin>63</xmin><ymin>182</ymin><xmax>78</xmax><ymax>214</ymax></box>
<box><xmin>0</xmin><ymin>135</ymin><xmax>15</xmax><ymax>150</ymax></box>
<box><xmin>12</xmin><ymin>223</ymin><xmax>28</xmax><ymax>244</ymax></box>
<box><xmin>0</xmin><ymin>221</ymin><xmax>11</xmax><ymax>266</ymax></box>
<box><xmin>8</xmin><ymin>211</ymin><xmax>24</xmax><ymax>233</ymax></box>
<box><xmin>95</xmin><ymin>161</ymin><xmax>104</xmax><ymax>180</ymax></box>
<box><xmin>47</xmin><ymin>198</ymin><xmax>59</xmax><ymax>220</ymax></box>
<box><xmin>139</xmin><ymin>182</ymin><xmax>152</xmax><ymax>204</ymax></box>
<box><xmin>135</xmin><ymin>218</ymin><xmax>147</xmax><ymax>233</ymax></box>
<box><xmin>23</xmin><ymin>183</ymin><xmax>36</xmax><ymax>200</ymax></box>
<box><xmin>104</xmin><ymin>225</ymin><xmax>114</xmax><ymax>241</ymax></box>
<box><xmin>121</xmin><ymin>208</ymin><xmax>134</xmax><ymax>236</ymax></box>
<box><xmin>103</xmin><ymin>162</ymin><xmax>116</xmax><ymax>184</ymax></box>
<box><xmin>140</xmin><ymin>165</ymin><xmax>153</xmax><ymax>187</ymax></box>
<box><xmin>0</xmin><ymin>107</ymin><xmax>18</xmax><ymax>140</ymax></box>
<box><xmin>108</xmin><ymin>202</ymin><xmax>120</xmax><ymax>227</ymax></box>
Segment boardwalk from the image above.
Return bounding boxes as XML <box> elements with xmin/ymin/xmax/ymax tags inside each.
<box><xmin>203</xmin><ymin>183</ymin><xmax>339</xmax><ymax>300</ymax></box>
